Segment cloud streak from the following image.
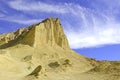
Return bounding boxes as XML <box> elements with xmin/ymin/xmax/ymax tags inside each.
<box><xmin>67</xmin><ymin>24</ymin><xmax>120</xmax><ymax>49</ymax></box>
<box><xmin>7</xmin><ymin>0</ymin><xmax>69</xmax><ymax>14</ymax></box>
<box><xmin>0</xmin><ymin>13</ymin><xmax>4</xmax><ymax>17</ymax></box>
<box><xmin>0</xmin><ymin>13</ymin><xmax>42</xmax><ymax>24</ymax></box>
<box><xmin>1</xmin><ymin>17</ymin><xmax>42</xmax><ymax>24</ymax></box>
<box><xmin>61</xmin><ymin>1</ymin><xmax>120</xmax><ymax>49</ymax></box>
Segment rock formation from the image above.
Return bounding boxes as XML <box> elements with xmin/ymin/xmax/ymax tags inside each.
<box><xmin>28</xmin><ymin>65</ymin><xmax>42</xmax><ymax>77</ymax></box>
<box><xmin>0</xmin><ymin>18</ymin><xmax>70</xmax><ymax>50</ymax></box>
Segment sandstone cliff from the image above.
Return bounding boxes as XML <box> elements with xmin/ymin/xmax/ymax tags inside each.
<box><xmin>0</xmin><ymin>18</ymin><xmax>70</xmax><ymax>50</ymax></box>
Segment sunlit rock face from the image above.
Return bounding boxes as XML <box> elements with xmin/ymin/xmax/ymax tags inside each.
<box><xmin>0</xmin><ymin>18</ymin><xmax>70</xmax><ymax>50</ymax></box>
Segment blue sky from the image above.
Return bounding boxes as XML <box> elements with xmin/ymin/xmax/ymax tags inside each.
<box><xmin>0</xmin><ymin>0</ymin><xmax>120</xmax><ymax>60</ymax></box>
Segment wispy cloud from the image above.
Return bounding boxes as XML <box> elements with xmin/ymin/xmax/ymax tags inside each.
<box><xmin>0</xmin><ymin>14</ymin><xmax>42</xmax><ymax>24</ymax></box>
<box><xmin>7</xmin><ymin>0</ymin><xmax>69</xmax><ymax>14</ymax></box>
<box><xmin>2</xmin><ymin>18</ymin><xmax>42</xmax><ymax>24</ymax></box>
<box><xmin>0</xmin><ymin>0</ymin><xmax>69</xmax><ymax>24</ymax></box>
<box><xmin>61</xmin><ymin>1</ymin><xmax>120</xmax><ymax>49</ymax></box>
<box><xmin>0</xmin><ymin>13</ymin><xmax>4</xmax><ymax>17</ymax></box>
<box><xmin>66</xmin><ymin>23</ymin><xmax>120</xmax><ymax>49</ymax></box>
<box><xmin>0</xmin><ymin>15</ymin><xmax>41</xmax><ymax>25</ymax></box>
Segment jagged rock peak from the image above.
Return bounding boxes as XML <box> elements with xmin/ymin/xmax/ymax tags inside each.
<box><xmin>0</xmin><ymin>18</ymin><xmax>70</xmax><ymax>50</ymax></box>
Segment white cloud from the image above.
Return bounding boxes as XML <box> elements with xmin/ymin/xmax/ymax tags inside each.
<box><xmin>0</xmin><ymin>14</ymin><xmax>42</xmax><ymax>24</ymax></box>
<box><xmin>2</xmin><ymin>18</ymin><xmax>42</xmax><ymax>24</ymax></box>
<box><xmin>6</xmin><ymin>19</ymin><xmax>42</xmax><ymax>24</ymax></box>
<box><xmin>67</xmin><ymin>26</ymin><xmax>120</xmax><ymax>49</ymax></box>
<box><xmin>7</xmin><ymin>0</ymin><xmax>68</xmax><ymax>14</ymax></box>
<box><xmin>62</xmin><ymin>3</ymin><xmax>120</xmax><ymax>49</ymax></box>
<box><xmin>65</xmin><ymin>16</ymin><xmax>120</xmax><ymax>49</ymax></box>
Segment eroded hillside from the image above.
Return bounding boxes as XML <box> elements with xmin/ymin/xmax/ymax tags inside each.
<box><xmin>0</xmin><ymin>18</ymin><xmax>120</xmax><ymax>80</ymax></box>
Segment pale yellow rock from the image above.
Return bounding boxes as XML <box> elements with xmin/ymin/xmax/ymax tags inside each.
<box><xmin>0</xmin><ymin>18</ymin><xmax>119</xmax><ymax>80</ymax></box>
<box><xmin>0</xmin><ymin>18</ymin><xmax>70</xmax><ymax>50</ymax></box>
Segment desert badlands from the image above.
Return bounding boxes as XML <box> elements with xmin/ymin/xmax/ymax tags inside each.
<box><xmin>0</xmin><ymin>18</ymin><xmax>120</xmax><ymax>80</ymax></box>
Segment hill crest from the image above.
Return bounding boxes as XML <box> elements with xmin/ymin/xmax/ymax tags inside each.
<box><xmin>0</xmin><ymin>18</ymin><xmax>70</xmax><ymax>49</ymax></box>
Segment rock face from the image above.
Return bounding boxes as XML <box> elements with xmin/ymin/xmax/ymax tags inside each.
<box><xmin>0</xmin><ymin>18</ymin><xmax>70</xmax><ymax>50</ymax></box>
<box><xmin>28</xmin><ymin>65</ymin><xmax>42</xmax><ymax>76</ymax></box>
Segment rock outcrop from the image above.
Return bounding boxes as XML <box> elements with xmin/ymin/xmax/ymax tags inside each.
<box><xmin>0</xmin><ymin>18</ymin><xmax>70</xmax><ymax>50</ymax></box>
<box><xmin>28</xmin><ymin>65</ymin><xmax>42</xmax><ymax>77</ymax></box>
